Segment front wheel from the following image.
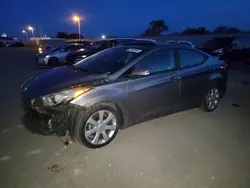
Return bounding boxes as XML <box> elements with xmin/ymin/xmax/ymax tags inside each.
<box><xmin>48</xmin><ymin>57</ymin><xmax>59</xmax><ymax>66</ymax></box>
<box><xmin>203</xmin><ymin>88</ymin><xmax>220</xmax><ymax>112</ymax></box>
<box><xmin>74</xmin><ymin>104</ymin><xmax>120</xmax><ymax>148</ymax></box>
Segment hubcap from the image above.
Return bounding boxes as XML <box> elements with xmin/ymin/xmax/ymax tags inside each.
<box><xmin>84</xmin><ymin>110</ymin><xmax>117</xmax><ymax>145</ymax></box>
<box><xmin>206</xmin><ymin>88</ymin><xmax>220</xmax><ymax>110</ymax></box>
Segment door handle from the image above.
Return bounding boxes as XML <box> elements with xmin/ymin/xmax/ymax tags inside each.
<box><xmin>170</xmin><ymin>76</ymin><xmax>181</xmax><ymax>81</ymax></box>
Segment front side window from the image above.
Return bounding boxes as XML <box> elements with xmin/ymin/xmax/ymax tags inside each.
<box><xmin>74</xmin><ymin>46</ymin><xmax>146</xmax><ymax>74</ymax></box>
<box><xmin>134</xmin><ymin>49</ymin><xmax>174</xmax><ymax>74</ymax></box>
<box><xmin>178</xmin><ymin>49</ymin><xmax>206</xmax><ymax>69</ymax></box>
<box><xmin>50</xmin><ymin>45</ymin><xmax>65</xmax><ymax>52</ymax></box>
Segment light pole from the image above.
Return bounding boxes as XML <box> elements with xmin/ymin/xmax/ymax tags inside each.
<box><xmin>22</xmin><ymin>30</ymin><xmax>28</xmax><ymax>40</ymax></box>
<box><xmin>73</xmin><ymin>15</ymin><xmax>81</xmax><ymax>40</ymax></box>
<box><xmin>28</xmin><ymin>26</ymin><xmax>35</xmax><ymax>37</ymax></box>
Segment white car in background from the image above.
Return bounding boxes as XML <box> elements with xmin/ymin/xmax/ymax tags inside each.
<box><xmin>36</xmin><ymin>44</ymin><xmax>85</xmax><ymax>66</ymax></box>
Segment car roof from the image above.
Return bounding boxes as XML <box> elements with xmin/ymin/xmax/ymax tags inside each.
<box><xmin>121</xmin><ymin>43</ymin><xmax>212</xmax><ymax>57</ymax></box>
<box><xmin>96</xmin><ymin>38</ymin><xmax>156</xmax><ymax>43</ymax></box>
<box><xmin>120</xmin><ymin>43</ymin><xmax>198</xmax><ymax>50</ymax></box>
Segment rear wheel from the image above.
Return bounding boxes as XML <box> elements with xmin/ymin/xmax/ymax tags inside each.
<box><xmin>48</xmin><ymin>57</ymin><xmax>59</xmax><ymax>66</ymax></box>
<box><xmin>74</xmin><ymin>103</ymin><xmax>121</xmax><ymax>148</ymax></box>
<box><xmin>203</xmin><ymin>87</ymin><xmax>220</xmax><ymax>112</ymax></box>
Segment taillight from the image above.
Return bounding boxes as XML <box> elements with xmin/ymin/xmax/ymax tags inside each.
<box><xmin>220</xmin><ymin>66</ymin><xmax>227</xmax><ymax>70</ymax></box>
<box><xmin>220</xmin><ymin>62</ymin><xmax>228</xmax><ymax>69</ymax></box>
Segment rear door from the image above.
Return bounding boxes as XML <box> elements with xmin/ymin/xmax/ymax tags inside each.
<box><xmin>125</xmin><ymin>48</ymin><xmax>180</xmax><ymax>122</ymax></box>
<box><xmin>176</xmin><ymin>49</ymin><xmax>210</xmax><ymax>108</ymax></box>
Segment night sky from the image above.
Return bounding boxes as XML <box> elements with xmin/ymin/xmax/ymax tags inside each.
<box><xmin>1</xmin><ymin>0</ymin><xmax>250</xmax><ymax>38</ymax></box>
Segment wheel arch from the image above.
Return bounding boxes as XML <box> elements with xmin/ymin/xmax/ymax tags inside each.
<box><xmin>71</xmin><ymin>96</ymin><xmax>130</xmax><ymax>129</ymax></box>
<box><xmin>209</xmin><ymin>76</ymin><xmax>227</xmax><ymax>97</ymax></box>
<box><xmin>48</xmin><ymin>56</ymin><xmax>59</xmax><ymax>65</ymax></box>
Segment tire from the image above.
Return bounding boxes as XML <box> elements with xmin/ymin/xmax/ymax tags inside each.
<box><xmin>74</xmin><ymin>103</ymin><xmax>121</xmax><ymax>148</ymax></box>
<box><xmin>48</xmin><ymin>57</ymin><xmax>59</xmax><ymax>66</ymax></box>
<box><xmin>202</xmin><ymin>87</ymin><xmax>220</xmax><ymax>112</ymax></box>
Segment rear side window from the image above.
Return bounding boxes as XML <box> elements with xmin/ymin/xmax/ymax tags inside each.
<box><xmin>178</xmin><ymin>49</ymin><xmax>206</xmax><ymax>69</ymax></box>
<box><xmin>135</xmin><ymin>49</ymin><xmax>174</xmax><ymax>74</ymax></box>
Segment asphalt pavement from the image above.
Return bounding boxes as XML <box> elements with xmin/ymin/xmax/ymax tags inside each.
<box><xmin>0</xmin><ymin>47</ymin><xmax>250</xmax><ymax>188</ymax></box>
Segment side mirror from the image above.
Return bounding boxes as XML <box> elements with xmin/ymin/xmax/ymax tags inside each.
<box><xmin>131</xmin><ymin>67</ymin><xmax>150</xmax><ymax>77</ymax></box>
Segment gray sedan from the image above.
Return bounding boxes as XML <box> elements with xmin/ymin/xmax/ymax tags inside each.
<box><xmin>36</xmin><ymin>44</ymin><xmax>85</xmax><ymax>66</ymax></box>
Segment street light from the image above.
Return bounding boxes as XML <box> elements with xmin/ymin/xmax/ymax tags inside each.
<box><xmin>22</xmin><ymin>30</ymin><xmax>28</xmax><ymax>40</ymax></box>
<box><xmin>101</xmin><ymin>35</ymin><xmax>106</xmax><ymax>39</ymax></box>
<box><xmin>73</xmin><ymin>15</ymin><xmax>81</xmax><ymax>40</ymax></box>
<box><xmin>27</xmin><ymin>26</ymin><xmax>35</xmax><ymax>37</ymax></box>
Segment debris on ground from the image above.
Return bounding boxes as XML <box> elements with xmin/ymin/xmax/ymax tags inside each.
<box><xmin>58</xmin><ymin>135</ymin><xmax>72</xmax><ymax>148</ymax></box>
<box><xmin>63</xmin><ymin>140</ymin><xmax>71</xmax><ymax>148</ymax></box>
<box><xmin>232</xmin><ymin>103</ymin><xmax>241</xmax><ymax>107</ymax></box>
<box><xmin>48</xmin><ymin>164</ymin><xmax>63</xmax><ymax>173</ymax></box>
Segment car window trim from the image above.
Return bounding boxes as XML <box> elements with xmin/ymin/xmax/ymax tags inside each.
<box><xmin>176</xmin><ymin>48</ymin><xmax>208</xmax><ymax>70</ymax></box>
<box><xmin>129</xmin><ymin>48</ymin><xmax>177</xmax><ymax>78</ymax></box>
<box><xmin>139</xmin><ymin>47</ymin><xmax>176</xmax><ymax>72</ymax></box>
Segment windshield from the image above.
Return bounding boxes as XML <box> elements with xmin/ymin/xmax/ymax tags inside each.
<box><xmin>49</xmin><ymin>45</ymin><xmax>65</xmax><ymax>52</ymax></box>
<box><xmin>74</xmin><ymin>46</ymin><xmax>146</xmax><ymax>74</ymax></box>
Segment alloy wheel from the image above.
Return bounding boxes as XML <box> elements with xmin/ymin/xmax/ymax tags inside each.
<box><xmin>84</xmin><ymin>110</ymin><xmax>117</xmax><ymax>145</ymax></box>
<box><xmin>206</xmin><ymin>88</ymin><xmax>220</xmax><ymax>110</ymax></box>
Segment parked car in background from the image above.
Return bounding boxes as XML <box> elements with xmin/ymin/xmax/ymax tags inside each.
<box><xmin>37</xmin><ymin>44</ymin><xmax>53</xmax><ymax>54</ymax></box>
<box><xmin>0</xmin><ymin>41</ymin><xmax>24</xmax><ymax>47</ymax></box>
<box><xmin>66</xmin><ymin>38</ymin><xmax>155</xmax><ymax>64</ymax></box>
<box><xmin>199</xmin><ymin>37</ymin><xmax>250</xmax><ymax>66</ymax></box>
<box><xmin>7</xmin><ymin>41</ymin><xmax>24</xmax><ymax>47</ymax></box>
<box><xmin>22</xmin><ymin>43</ymin><xmax>228</xmax><ymax>148</ymax></box>
<box><xmin>199</xmin><ymin>37</ymin><xmax>233</xmax><ymax>56</ymax></box>
<box><xmin>36</xmin><ymin>43</ymin><xmax>85</xmax><ymax>66</ymax></box>
<box><xmin>66</xmin><ymin>40</ymin><xmax>92</xmax><ymax>47</ymax></box>
<box><xmin>222</xmin><ymin>37</ymin><xmax>250</xmax><ymax>66</ymax></box>
<box><xmin>165</xmin><ymin>40</ymin><xmax>196</xmax><ymax>48</ymax></box>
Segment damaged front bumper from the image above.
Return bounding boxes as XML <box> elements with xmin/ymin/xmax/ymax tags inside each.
<box><xmin>22</xmin><ymin>98</ymin><xmax>84</xmax><ymax>137</ymax></box>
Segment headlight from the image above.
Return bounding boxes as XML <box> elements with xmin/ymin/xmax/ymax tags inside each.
<box><xmin>45</xmin><ymin>55</ymin><xmax>50</xmax><ymax>58</ymax></box>
<box><xmin>82</xmin><ymin>55</ymin><xmax>87</xmax><ymax>58</ymax></box>
<box><xmin>42</xmin><ymin>87</ymin><xmax>91</xmax><ymax>106</ymax></box>
<box><xmin>38</xmin><ymin>47</ymin><xmax>43</xmax><ymax>54</ymax></box>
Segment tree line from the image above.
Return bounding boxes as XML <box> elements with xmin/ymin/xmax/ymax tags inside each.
<box><xmin>56</xmin><ymin>20</ymin><xmax>248</xmax><ymax>39</ymax></box>
<box><xmin>56</xmin><ymin>32</ymin><xmax>83</xmax><ymax>39</ymax></box>
<box><xmin>141</xmin><ymin>20</ymin><xmax>247</xmax><ymax>36</ymax></box>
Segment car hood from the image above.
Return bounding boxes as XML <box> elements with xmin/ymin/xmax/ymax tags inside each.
<box><xmin>22</xmin><ymin>66</ymin><xmax>107</xmax><ymax>99</ymax></box>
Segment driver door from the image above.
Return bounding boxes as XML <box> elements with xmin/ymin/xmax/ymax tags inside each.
<box><xmin>125</xmin><ymin>48</ymin><xmax>180</xmax><ymax>122</ymax></box>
